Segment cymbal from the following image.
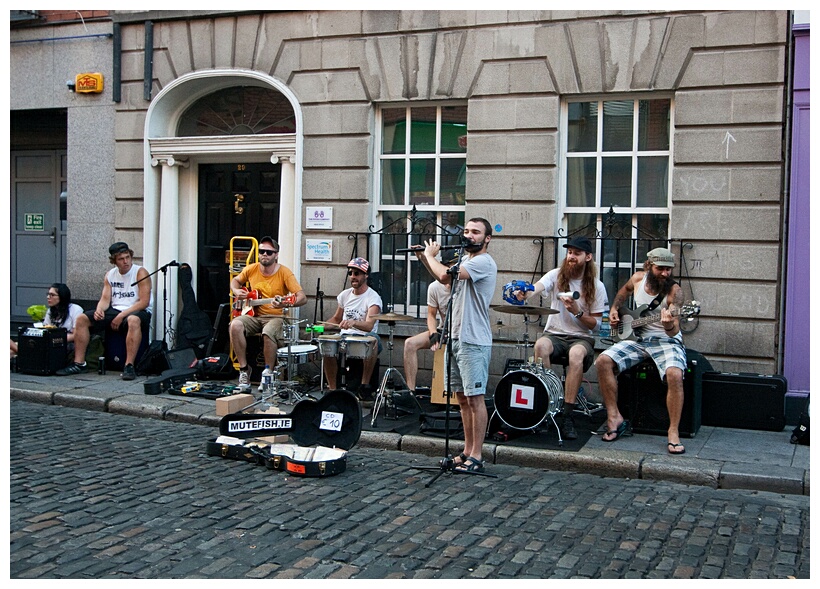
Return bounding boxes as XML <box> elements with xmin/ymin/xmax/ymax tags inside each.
<box><xmin>372</xmin><ymin>312</ymin><xmax>415</xmax><ymax>322</ymax></box>
<box><xmin>490</xmin><ymin>305</ymin><xmax>558</xmax><ymax>316</ymax></box>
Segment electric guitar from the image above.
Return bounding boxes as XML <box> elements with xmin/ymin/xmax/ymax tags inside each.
<box><xmin>232</xmin><ymin>290</ymin><xmax>296</xmax><ymax>317</ymax></box>
<box><xmin>613</xmin><ymin>302</ymin><xmax>700</xmax><ymax>341</ymax></box>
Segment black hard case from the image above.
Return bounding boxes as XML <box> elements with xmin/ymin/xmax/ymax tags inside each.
<box><xmin>701</xmin><ymin>371</ymin><xmax>787</xmax><ymax>432</ymax></box>
<box><xmin>207</xmin><ymin>389</ymin><xmax>362</xmax><ymax>477</ymax></box>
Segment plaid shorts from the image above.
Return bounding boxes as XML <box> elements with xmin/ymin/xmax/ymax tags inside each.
<box><xmin>601</xmin><ymin>334</ymin><xmax>687</xmax><ymax>377</ymax></box>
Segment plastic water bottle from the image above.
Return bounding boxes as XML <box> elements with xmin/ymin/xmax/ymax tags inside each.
<box><xmin>261</xmin><ymin>365</ymin><xmax>273</xmax><ymax>394</ymax></box>
<box><xmin>600</xmin><ymin>309</ymin><xmax>610</xmax><ymax>338</ymax></box>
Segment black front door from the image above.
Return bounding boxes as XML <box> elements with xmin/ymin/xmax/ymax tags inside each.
<box><xmin>197</xmin><ymin>162</ymin><xmax>281</xmax><ymax>318</ymax></box>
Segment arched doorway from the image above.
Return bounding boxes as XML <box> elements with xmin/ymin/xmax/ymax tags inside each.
<box><xmin>143</xmin><ymin>70</ymin><xmax>303</xmax><ymax>343</ymax></box>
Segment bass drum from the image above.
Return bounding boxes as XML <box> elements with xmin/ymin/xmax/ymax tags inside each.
<box><xmin>493</xmin><ymin>367</ymin><xmax>564</xmax><ymax>430</ymax></box>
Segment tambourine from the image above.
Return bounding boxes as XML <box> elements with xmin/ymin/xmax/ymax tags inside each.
<box><xmin>502</xmin><ymin>280</ymin><xmax>534</xmax><ymax>305</ymax></box>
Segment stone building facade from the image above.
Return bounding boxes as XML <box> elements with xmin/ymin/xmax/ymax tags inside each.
<box><xmin>10</xmin><ymin>10</ymin><xmax>802</xmax><ymax>391</ymax></box>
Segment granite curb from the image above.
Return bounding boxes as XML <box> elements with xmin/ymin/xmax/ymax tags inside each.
<box><xmin>10</xmin><ymin>386</ymin><xmax>809</xmax><ymax>496</ymax></box>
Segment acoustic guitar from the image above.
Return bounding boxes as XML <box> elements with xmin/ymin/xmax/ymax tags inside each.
<box><xmin>613</xmin><ymin>302</ymin><xmax>701</xmax><ymax>341</ymax></box>
<box><xmin>232</xmin><ymin>290</ymin><xmax>296</xmax><ymax>317</ymax></box>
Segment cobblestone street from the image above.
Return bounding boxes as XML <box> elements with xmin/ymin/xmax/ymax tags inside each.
<box><xmin>10</xmin><ymin>400</ymin><xmax>810</xmax><ymax>579</ymax></box>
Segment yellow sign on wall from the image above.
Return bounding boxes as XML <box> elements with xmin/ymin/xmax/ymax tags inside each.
<box><xmin>75</xmin><ymin>73</ymin><xmax>104</xmax><ymax>93</ymax></box>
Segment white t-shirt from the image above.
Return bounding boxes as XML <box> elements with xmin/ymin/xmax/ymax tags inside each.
<box><xmin>337</xmin><ymin>286</ymin><xmax>383</xmax><ymax>336</ymax></box>
<box><xmin>43</xmin><ymin>303</ymin><xmax>84</xmax><ymax>333</ymax></box>
<box><xmin>106</xmin><ymin>264</ymin><xmax>153</xmax><ymax>314</ymax></box>
<box><xmin>427</xmin><ymin>280</ymin><xmax>450</xmax><ymax>327</ymax></box>
<box><xmin>537</xmin><ymin>268</ymin><xmax>608</xmax><ymax>338</ymax></box>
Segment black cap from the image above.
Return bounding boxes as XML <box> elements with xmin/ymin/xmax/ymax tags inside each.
<box><xmin>563</xmin><ymin>236</ymin><xmax>593</xmax><ymax>254</ymax></box>
<box><xmin>109</xmin><ymin>242</ymin><xmax>130</xmax><ymax>256</ymax></box>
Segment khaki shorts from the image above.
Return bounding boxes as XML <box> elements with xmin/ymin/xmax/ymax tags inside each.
<box><xmin>233</xmin><ymin>314</ymin><xmax>286</xmax><ymax>346</ymax></box>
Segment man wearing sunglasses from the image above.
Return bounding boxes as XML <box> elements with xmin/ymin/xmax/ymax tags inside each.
<box><xmin>323</xmin><ymin>257</ymin><xmax>382</xmax><ymax>401</ymax></box>
<box><xmin>230</xmin><ymin>236</ymin><xmax>306</xmax><ymax>390</ymax></box>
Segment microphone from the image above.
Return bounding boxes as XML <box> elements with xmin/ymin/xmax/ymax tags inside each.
<box><xmin>558</xmin><ymin>291</ymin><xmax>580</xmax><ymax>300</ymax></box>
<box><xmin>167</xmin><ymin>260</ymin><xmax>180</xmax><ymax>266</ymax></box>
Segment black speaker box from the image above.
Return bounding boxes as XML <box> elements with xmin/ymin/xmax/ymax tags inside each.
<box><xmin>616</xmin><ymin>349</ymin><xmax>711</xmax><ymax>438</ymax></box>
<box><xmin>17</xmin><ymin>326</ymin><xmax>68</xmax><ymax>375</ymax></box>
<box><xmin>701</xmin><ymin>372</ymin><xmax>786</xmax><ymax>432</ymax></box>
<box><xmin>165</xmin><ymin>347</ymin><xmax>198</xmax><ymax>370</ymax></box>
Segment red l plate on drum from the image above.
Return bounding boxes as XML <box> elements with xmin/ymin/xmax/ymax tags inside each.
<box><xmin>511</xmin><ymin>384</ymin><xmax>535</xmax><ymax>410</ymax></box>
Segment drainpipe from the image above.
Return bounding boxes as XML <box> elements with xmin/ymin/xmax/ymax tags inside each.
<box><xmin>112</xmin><ymin>23</ymin><xmax>121</xmax><ymax>103</ymax></box>
<box><xmin>144</xmin><ymin>21</ymin><xmax>153</xmax><ymax>101</ymax></box>
<box><xmin>777</xmin><ymin>11</ymin><xmax>796</xmax><ymax>375</ymax></box>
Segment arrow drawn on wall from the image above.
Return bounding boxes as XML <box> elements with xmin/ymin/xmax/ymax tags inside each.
<box><xmin>722</xmin><ymin>131</ymin><xmax>736</xmax><ymax>159</ymax></box>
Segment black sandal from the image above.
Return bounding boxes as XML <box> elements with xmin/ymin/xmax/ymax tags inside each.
<box><xmin>455</xmin><ymin>457</ymin><xmax>485</xmax><ymax>473</ymax></box>
<box><xmin>453</xmin><ymin>452</ymin><xmax>468</xmax><ymax>466</ymax></box>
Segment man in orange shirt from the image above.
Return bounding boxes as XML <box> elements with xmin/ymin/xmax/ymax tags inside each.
<box><xmin>230</xmin><ymin>236</ymin><xmax>306</xmax><ymax>389</ymax></box>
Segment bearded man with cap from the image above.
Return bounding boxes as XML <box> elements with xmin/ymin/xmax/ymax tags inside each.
<box><xmin>515</xmin><ymin>235</ymin><xmax>608</xmax><ymax>440</ymax></box>
<box><xmin>594</xmin><ymin>247</ymin><xmax>688</xmax><ymax>454</ymax></box>
<box><xmin>56</xmin><ymin>241</ymin><xmax>153</xmax><ymax>380</ymax></box>
<box><xmin>323</xmin><ymin>257</ymin><xmax>383</xmax><ymax>401</ymax></box>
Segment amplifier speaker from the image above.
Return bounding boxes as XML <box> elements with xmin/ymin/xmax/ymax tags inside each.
<box><xmin>17</xmin><ymin>327</ymin><xmax>68</xmax><ymax>375</ymax></box>
<box><xmin>616</xmin><ymin>349</ymin><xmax>711</xmax><ymax>438</ymax></box>
<box><xmin>701</xmin><ymin>372</ymin><xmax>786</xmax><ymax>432</ymax></box>
<box><xmin>165</xmin><ymin>347</ymin><xmax>198</xmax><ymax>370</ymax></box>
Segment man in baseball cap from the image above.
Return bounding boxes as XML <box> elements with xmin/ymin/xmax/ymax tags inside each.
<box><xmin>513</xmin><ymin>234</ymin><xmax>608</xmax><ymax>440</ymax></box>
<box><xmin>57</xmin><ymin>241</ymin><xmax>153</xmax><ymax>380</ymax></box>
<box><xmin>323</xmin><ymin>257</ymin><xmax>382</xmax><ymax>402</ymax></box>
<box><xmin>596</xmin><ymin>246</ymin><xmax>688</xmax><ymax>454</ymax></box>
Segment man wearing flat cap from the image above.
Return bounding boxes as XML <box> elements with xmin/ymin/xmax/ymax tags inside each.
<box><xmin>515</xmin><ymin>235</ymin><xmax>608</xmax><ymax>440</ymax></box>
<box><xmin>57</xmin><ymin>241</ymin><xmax>152</xmax><ymax>380</ymax></box>
<box><xmin>595</xmin><ymin>247</ymin><xmax>688</xmax><ymax>454</ymax></box>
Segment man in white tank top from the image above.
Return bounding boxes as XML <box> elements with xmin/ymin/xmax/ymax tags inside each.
<box><xmin>595</xmin><ymin>247</ymin><xmax>688</xmax><ymax>455</ymax></box>
<box><xmin>57</xmin><ymin>242</ymin><xmax>153</xmax><ymax>380</ymax></box>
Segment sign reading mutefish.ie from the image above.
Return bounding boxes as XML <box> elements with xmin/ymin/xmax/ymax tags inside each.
<box><xmin>24</xmin><ymin>213</ymin><xmax>44</xmax><ymax>231</ymax></box>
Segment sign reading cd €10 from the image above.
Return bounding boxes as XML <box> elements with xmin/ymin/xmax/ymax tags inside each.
<box><xmin>75</xmin><ymin>73</ymin><xmax>104</xmax><ymax>93</ymax></box>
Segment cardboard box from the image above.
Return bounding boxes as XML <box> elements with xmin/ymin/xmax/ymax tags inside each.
<box><xmin>216</xmin><ymin>393</ymin><xmax>255</xmax><ymax>416</ymax></box>
<box><xmin>430</xmin><ymin>346</ymin><xmax>457</xmax><ymax>405</ymax></box>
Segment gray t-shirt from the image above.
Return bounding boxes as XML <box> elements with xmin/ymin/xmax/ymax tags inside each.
<box><xmin>450</xmin><ymin>252</ymin><xmax>497</xmax><ymax>346</ymax></box>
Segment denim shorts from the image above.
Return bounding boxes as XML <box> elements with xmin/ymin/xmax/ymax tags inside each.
<box><xmin>444</xmin><ymin>340</ymin><xmax>492</xmax><ymax>397</ymax></box>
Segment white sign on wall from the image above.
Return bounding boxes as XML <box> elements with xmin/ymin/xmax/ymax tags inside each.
<box><xmin>306</xmin><ymin>239</ymin><xmax>333</xmax><ymax>262</ymax></box>
<box><xmin>306</xmin><ymin>206</ymin><xmax>333</xmax><ymax>229</ymax></box>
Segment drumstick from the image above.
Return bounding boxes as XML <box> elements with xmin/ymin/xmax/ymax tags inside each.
<box><xmin>317</xmin><ymin>321</ymin><xmax>341</xmax><ymax>328</ymax></box>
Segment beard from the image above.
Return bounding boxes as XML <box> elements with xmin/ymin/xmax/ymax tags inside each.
<box><xmin>560</xmin><ymin>256</ymin><xmax>584</xmax><ymax>279</ymax></box>
<box><xmin>646</xmin><ymin>269</ymin><xmax>673</xmax><ymax>296</ymax></box>
<box><xmin>259</xmin><ymin>256</ymin><xmax>274</xmax><ymax>267</ymax></box>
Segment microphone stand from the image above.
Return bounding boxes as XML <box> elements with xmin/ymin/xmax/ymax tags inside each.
<box><xmin>413</xmin><ymin>245</ymin><xmax>497</xmax><ymax>486</ymax></box>
<box><xmin>133</xmin><ymin>260</ymin><xmax>179</xmax><ymax>347</ymax></box>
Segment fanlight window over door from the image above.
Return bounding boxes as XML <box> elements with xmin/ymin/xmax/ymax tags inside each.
<box><xmin>177</xmin><ymin>86</ymin><xmax>295</xmax><ymax>136</ymax></box>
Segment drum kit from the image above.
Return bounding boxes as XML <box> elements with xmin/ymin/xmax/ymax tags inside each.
<box><xmin>368</xmin><ymin>311</ymin><xmax>421</xmax><ymax>427</ymax></box>
<box><xmin>489</xmin><ymin>304</ymin><xmax>570</xmax><ymax>446</ymax></box>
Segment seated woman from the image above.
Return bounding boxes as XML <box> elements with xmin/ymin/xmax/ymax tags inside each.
<box><xmin>11</xmin><ymin>283</ymin><xmax>83</xmax><ymax>359</ymax></box>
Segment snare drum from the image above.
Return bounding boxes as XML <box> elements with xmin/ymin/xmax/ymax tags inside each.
<box><xmin>493</xmin><ymin>367</ymin><xmax>563</xmax><ymax>430</ymax></box>
<box><xmin>277</xmin><ymin>344</ymin><xmax>318</xmax><ymax>364</ymax></box>
<box><xmin>318</xmin><ymin>334</ymin><xmax>342</xmax><ymax>357</ymax></box>
<box><xmin>343</xmin><ymin>335</ymin><xmax>375</xmax><ymax>359</ymax></box>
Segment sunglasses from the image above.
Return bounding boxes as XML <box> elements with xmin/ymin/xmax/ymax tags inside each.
<box><xmin>347</xmin><ymin>270</ymin><xmax>364</xmax><ymax>276</ymax></box>
<box><xmin>259</xmin><ymin>249</ymin><xmax>278</xmax><ymax>256</ymax></box>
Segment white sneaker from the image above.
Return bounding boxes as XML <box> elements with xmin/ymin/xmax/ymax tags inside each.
<box><xmin>238</xmin><ymin>368</ymin><xmax>251</xmax><ymax>389</ymax></box>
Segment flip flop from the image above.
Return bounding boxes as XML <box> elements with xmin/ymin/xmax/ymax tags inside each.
<box><xmin>602</xmin><ymin>419</ymin><xmax>632</xmax><ymax>442</ymax></box>
<box><xmin>667</xmin><ymin>442</ymin><xmax>686</xmax><ymax>455</ymax></box>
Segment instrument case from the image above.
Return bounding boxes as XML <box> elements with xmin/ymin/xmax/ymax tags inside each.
<box><xmin>701</xmin><ymin>371</ymin><xmax>787</xmax><ymax>432</ymax></box>
<box><xmin>207</xmin><ymin>389</ymin><xmax>362</xmax><ymax>477</ymax></box>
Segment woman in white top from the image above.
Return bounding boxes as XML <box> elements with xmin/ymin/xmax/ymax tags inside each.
<box><xmin>43</xmin><ymin>283</ymin><xmax>84</xmax><ymax>342</ymax></box>
<box><xmin>11</xmin><ymin>283</ymin><xmax>83</xmax><ymax>357</ymax></box>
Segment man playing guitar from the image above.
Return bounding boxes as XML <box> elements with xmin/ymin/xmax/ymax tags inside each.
<box><xmin>230</xmin><ymin>236</ymin><xmax>306</xmax><ymax>390</ymax></box>
<box><xmin>594</xmin><ymin>247</ymin><xmax>689</xmax><ymax>455</ymax></box>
